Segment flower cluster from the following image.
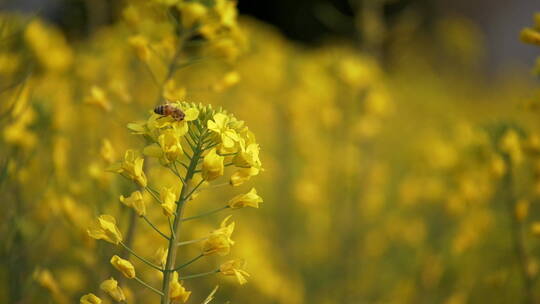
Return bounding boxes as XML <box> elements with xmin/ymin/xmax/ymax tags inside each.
<box><xmin>84</xmin><ymin>102</ymin><xmax>263</xmax><ymax>303</ymax></box>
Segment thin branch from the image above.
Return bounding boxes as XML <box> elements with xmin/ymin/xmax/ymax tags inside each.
<box><xmin>180</xmin><ymin>269</ymin><xmax>219</xmax><ymax>280</ymax></box>
<box><xmin>179</xmin><ymin>161</ymin><xmax>189</xmax><ymax>170</ymax></box>
<box><xmin>142</xmin><ymin>215</ymin><xmax>170</xmax><ymax>240</ymax></box>
<box><xmin>169</xmin><ymin>163</ymin><xmax>187</xmax><ymax>187</ymax></box>
<box><xmin>176</xmin><ymin>236</ymin><xmax>209</xmax><ymax>247</ymax></box>
<box><xmin>172</xmin><ymin>254</ymin><xmax>204</xmax><ymax>272</ymax></box>
<box><xmin>182</xmin><ymin>179</ymin><xmax>205</xmax><ymax>201</ymax></box>
<box><xmin>181</xmin><ymin>206</ymin><xmax>229</xmax><ymax>222</ymax></box>
<box><xmin>120</xmin><ymin>242</ymin><xmax>163</xmax><ymax>272</ymax></box>
<box><xmin>145</xmin><ymin>186</ymin><xmax>162</xmax><ymax>204</ymax></box>
<box><xmin>134</xmin><ymin>276</ymin><xmax>164</xmax><ymax>296</ymax></box>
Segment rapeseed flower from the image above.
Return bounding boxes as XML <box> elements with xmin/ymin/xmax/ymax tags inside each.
<box><xmin>108</xmin><ymin>150</ymin><xmax>148</xmax><ymax>187</ymax></box>
<box><xmin>202</xmin><ymin>216</ymin><xmax>235</xmax><ymax>255</ymax></box>
<box><xmin>87</xmin><ymin>215</ymin><xmax>123</xmax><ymax>244</ymax></box>
<box><xmin>228</xmin><ymin>188</ymin><xmax>263</xmax><ymax>209</ymax></box>
<box><xmin>100</xmin><ymin>278</ymin><xmax>126</xmax><ymax>302</ymax></box>
<box><xmin>80</xmin><ymin>293</ymin><xmax>101</xmax><ymax>304</ymax></box>
<box><xmin>202</xmin><ymin>148</ymin><xmax>225</xmax><ymax>181</ymax></box>
<box><xmin>110</xmin><ymin>255</ymin><xmax>136</xmax><ymax>279</ymax></box>
<box><xmin>219</xmin><ymin>259</ymin><xmax>250</xmax><ymax>285</ymax></box>
<box><xmin>119</xmin><ymin>191</ymin><xmax>146</xmax><ymax>216</ymax></box>
<box><xmin>169</xmin><ymin>272</ymin><xmax>191</xmax><ymax>303</ymax></box>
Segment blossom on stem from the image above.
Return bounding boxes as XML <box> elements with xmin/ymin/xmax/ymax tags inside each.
<box><xmin>228</xmin><ymin>188</ymin><xmax>263</xmax><ymax>209</ymax></box>
<box><xmin>160</xmin><ymin>186</ymin><xmax>178</xmax><ymax>217</ymax></box>
<box><xmin>170</xmin><ymin>272</ymin><xmax>191</xmax><ymax>303</ymax></box>
<box><xmin>108</xmin><ymin>150</ymin><xmax>147</xmax><ymax>187</ymax></box>
<box><xmin>110</xmin><ymin>255</ymin><xmax>136</xmax><ymax>279</ymax></box>
<box><xmin>219</xmin><ymin>259</ymin><xmax>250</xmax><ymax>285</ymax></box>
<box><xmin>230</xmin><ymin>167</ymin><xmax>259</xmax><ymax>187</ymax></box>
<box><xmin>80</xmin><ymin>293</ymin><xmax>102</xmax><ymax>304</ymax></box>
<box><xmin>100</xmin><ymin>278</ymin><xmax>126</xmax><ymax>302</ymax></box>
<box><xmin>202</xmin><ymin>148</ymin><xmax>224</xmax><ymax>181</ymax></box>
<box><xmin>202</xmin><ymin>216</ymin><xmax>235</xmax><ymax>256</ymax></box>
<box><xmin>87</xmin><ymin>215</ymin><xmax>123</xmax><ymax>245</ymax></box>
<box><xmin>119</xmin><ymin>191</ymin><xmax>146</xmax><ymax>216</ymax></box>
<box><xmin>207</xmin><ymin>113</ymin><xmax>240</xmax><ymax>153</ymax></box>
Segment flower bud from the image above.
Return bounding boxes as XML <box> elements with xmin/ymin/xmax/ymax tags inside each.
<box><xmin>110</xmin><ymin>255</ymin><xmax>136</xmax><ymax>279</ymax></box>
<box><xmin>100</xmin><ymin>278</ymin><xmax>126</xmax><ymax>302</ymax></box>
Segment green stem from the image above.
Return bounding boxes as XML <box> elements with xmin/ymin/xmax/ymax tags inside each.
<box><xmin>120</xmin><ymin>242</ymin><xmax>163</xmax><ymax>272</ymax></box>
<box><xmin>161</xmin><ymin>126</ymin><xmax>207</xmax><ymax>304</ymax></box>
<box><xmin>181</xmin><ymin>206</ymin><xmax>229</xmax><ymax>222</ymax></box>
<box><xmin>142</xmin><ymin>215</ymin><xmax>170</xmax><ymax>240</ymax></box>
<box><xmin>168</xmin><ymin>217</ymin><xmax>176</xmax><ymax>239</ymax></box>
<box><xmin>180</xmin><ymin>269</ymin><xmax>219</xmax><ymax>280</ymax></box>
<box><xmin>176</xmin><ymin>236</ymin><xmax>209</xmax><ymax>247</ymax></box>
<box><xmin>134</xmin><ymin>276</ymin><xmax>164</xmax><ymax>296</ymax></box>
<box><xmin>172</xmin><ymin>254</ymin><xmax>204</xmax><ymax>272</ymax></box>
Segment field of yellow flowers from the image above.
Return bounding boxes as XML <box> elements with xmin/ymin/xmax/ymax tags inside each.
<box><xmin>1</xmin><ymin>0</ymin><xmax>540</xmax><ymax>303</ymax></box>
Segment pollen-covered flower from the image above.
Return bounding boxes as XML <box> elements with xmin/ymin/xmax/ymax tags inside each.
<box><xmin>119</xmin><ymin>190</ymin><xmax>146</xmax><ymax>216</ymax></box>
<box><xmin>87</xmin><ymin>215</ymin><xmax>123</xmax><ymax>244</ymax></box>
<box><xmin>207</xmin><ymin>113</ymin><xmax>240</xmax><ymax>153</ymax></box>
<box><xmin>108</xmin><ymin>149</ymin><xmax>147</xmax><ymax>187</ymax></box>
<box><xmin>170</xmin><ymin>272</ymin><xmax>191</xmax><ymax>303</ymax></box>
<box><xmin>80</xmin><ymin>293</ymin><xmax>102</xmax><ymax>304</ymax></box>
<box><xmin>202</xmin><ymin>215</ymin><xmax>235</xmax><ymax>256</ymax></box>
<box><xmin>144</xmin><ymin>128</ymin><xmax>184</xmax><ymax>164</ymax></box>
<box><xmin>202</xmin><ymin>148</ymin><xmax>224</xmax><ymax>181</ymax></box>
<box><xmin>228</xmin><ymin>188</ymin><xmax>263</xmax><ymax>209</ymax></box>
<box><xmin>159</xmin><ymin>128</ymin><xmax>184</xmax><ymax>162</ymax></box>
<box><xmin>147</xmin><ymin>103</ymin><xmax>199</xmax><ymax>135</ymax></box>
<box><xmin>110</xmin><ymin>255</ymin><xmax>136</xmax><ymax>279</ymax></box>
<box><xmin>233</xmin><ymin>141</ymin><xmax>261</xmax><ymax>168</ymax></box>
<box><xmin>219</xmin><ymin>259</ymin><xmax>250</xmax><ymax>285</ymax></box>
<box><xmin>100</xmin><ymin>278</ymin><xmax>126</xmax><ymax>302</ymax></box>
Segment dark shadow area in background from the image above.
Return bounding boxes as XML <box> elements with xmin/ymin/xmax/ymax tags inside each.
<box><xmin>0</xmin><ymin>0</ymin><xmax>537</xmax><ymax>72</ymax></box>
<box><xmin>238</xmin><ymin>0</ymin><xmax>421</xmax><ymax>44</ymax></box>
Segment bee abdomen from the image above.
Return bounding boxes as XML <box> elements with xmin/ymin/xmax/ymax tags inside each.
<box><xmin>154</xmin><ymin>105</ymin><xmax>166</xmax><ymax>115</ymax></box>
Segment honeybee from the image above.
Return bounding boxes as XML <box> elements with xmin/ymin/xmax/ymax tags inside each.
<box><xmin>154</xmin><ymin>104</ymin><xmax>185</xmax><ymax>121</ymax></box>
